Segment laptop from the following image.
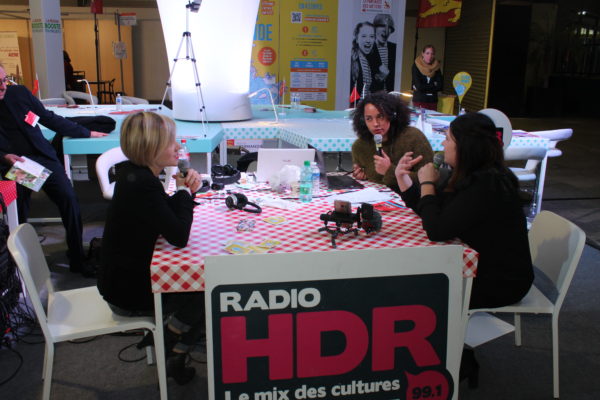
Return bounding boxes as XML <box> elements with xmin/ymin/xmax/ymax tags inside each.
<box><xmin>255</xmin><ymin>148</ymin><xmax>316</xmax><ymax>182</ymax></box>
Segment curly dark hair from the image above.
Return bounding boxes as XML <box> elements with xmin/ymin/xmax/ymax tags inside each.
<box><xmin>448</xmin><ymin>112</ymin><xmax>517</xmax><ymax>191</ymax></box>
<box><xmin>351</xmin><ymin>92</ymin><xmax>410</xmax><ymax>142</ymax></box>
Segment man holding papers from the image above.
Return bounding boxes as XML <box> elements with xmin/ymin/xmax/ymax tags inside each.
<box><xmin>0</xmin><ymin>64</ymin><xmax>107</xmax><ymax>277</ymax></box>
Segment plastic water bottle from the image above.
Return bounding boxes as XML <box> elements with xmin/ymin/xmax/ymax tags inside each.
<box><xmin>459</xmin><ymin>107</ymin><xmax>466</xmax><ymax>116</ymax></box>
<box><xmin>310</xmin><ymin>161</ymin><xmax>320</xmax><ymax>195</ymax></box>
<box><xmin>115</xmin><ymin>93</ymin><xmax>123</xmax><ymax>111</ymax></box>
<box><xmin>299</xmin><ymin>160</ymin><xmax>313</xmax><ymax>203</ymax></box>
<box><xmin>177</xmin><ymin>139</ymin><xmax>190</xmax><ymax>176</ymax></box>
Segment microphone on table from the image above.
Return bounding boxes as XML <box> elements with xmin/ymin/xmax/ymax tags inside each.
<box><xmin>433</xmin><ymin>151</ymin><xmax>445</xmax><ymax>169</ymax></box>
<box><xmin>374</xmin><ymin>134</ymin><xmax>383</xmax><ymax>156</ymax></box>
<box><xmin>177</xmin><ymin>158</ymin><xmax>190</xmax><ymax>178</ymax></box>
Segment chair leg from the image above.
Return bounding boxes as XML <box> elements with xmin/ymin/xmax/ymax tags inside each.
<box><xmin>42</xmin><ymin>343</ymin><xmax>54</xmax><ymax>400</ymax></box>
<box><xmin>514</xmin><ymin>313</ymin><xmax>522</xmax><ymax>346</ymax></box>
<box><xmin>552</xmin><ymin>315</ymin><xmax>560</xmax><ymax>399</ymax></box>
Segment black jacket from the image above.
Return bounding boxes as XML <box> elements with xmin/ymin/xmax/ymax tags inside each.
<box><xmin>397</xmin><ymin>168</ymin><xmax>533</xmax><ymax>308</ymax></box>
<box><xmin>98</xmin><ymin>161</ymin><xmax>195</xmax><ymax>310</ymax></box>
<box><xmin>411</xmin><ymin>63</ymin><xmax>443</xmax><ymax>104</ymax></box>
<box><xmin>0</xmin><ymin>85</ymin><xmax>90</xmax><ymax>160</ymax></box>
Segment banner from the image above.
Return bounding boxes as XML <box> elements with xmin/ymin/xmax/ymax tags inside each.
<box><xmin>417</xmin><ymin>0</ymin><xmax>462</xmax><ymax>28</ymax></box>
<box><xmin>206</xmin><ymin>247</ymin><xmax>464</xmax><ymax>400</ymax></box>
<box><xmin>0</xmin><ymin>32</ymin><xmax>23</xmax><ymax>78</ymax></box>
<box><xmin>249</xmin><ymin>0</ymin><xmax>280</xmax><ymax>105</ymax></box>
<box><xmin>90</xmin><ymin>0</ymin><xmax>103</xmax><ymax>15</ymax></box>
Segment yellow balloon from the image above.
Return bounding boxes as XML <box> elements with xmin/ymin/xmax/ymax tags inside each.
<box><xmin>453</xmin><ymin>72</ymin><xmax>472</xmax><ymax>104</ymax></box>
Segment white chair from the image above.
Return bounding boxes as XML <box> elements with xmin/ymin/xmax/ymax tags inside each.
<box><xmin>7</xmin><ymin>223</ymin><xmax>168</xmax><ymax>400</ymax></box>
<box><xmin>505</xmin><ymin>146</ymin><xmax>548</xmax><ymax>216</ymax></box>
<box><xmin>121</xmin><ymin>95</ymin><xmax>150</xmax><ymax>105</ymax></box>
<box><xmin>63</xmin><ymin>90</ymin><xmax>98</xmax><ymax>105</ymax></box>
<box><xmin>532</xmin><ymin>128</ymin><xmax>573</xmax><ymax>158</ymax></box>
<box><xmin>469</xmin><ymin>211</ymin><xmax>586</xmax><ymax>399</ymax></box>
<box><xmin>40</xmin><ymin>98</ymin><xmax>67</xmax><ymax>106</ymax></box>
<box><xmin>96</xmin><ymin>147</ymin><xmax>177</xmax><ymax>200</ymax></box>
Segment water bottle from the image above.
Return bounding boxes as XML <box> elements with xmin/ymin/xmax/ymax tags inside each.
<box><xmin>459</xmin><ymin>107</ymin><xmax>466</xmax><ymax>116</ymax></box>
<box><xmin>310</xmin><ymin>161</ymin><xmax>320</xmax><ymax>195</ymax></box>
<box><xmin>177</xmin><ymin>139</ymin><xmax>190</xmax><ymax>177</ymax></box>
<box><xmin>115</xmin><ymin>93</ymin><xmax>123</xmax><ymax>111</ymax></box>
<box><xmin>299</xmin><ymin>160</ymin><xmax>313</xmax><ymax>203</ymax></box>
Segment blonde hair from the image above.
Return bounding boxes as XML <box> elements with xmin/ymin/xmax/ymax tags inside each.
<box><xmin>120</xmin><ymin>112</ymin><xmax>176</xmax><ymax>168</ymax></box>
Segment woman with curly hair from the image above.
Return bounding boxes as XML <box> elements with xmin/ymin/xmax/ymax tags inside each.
<box><xmin>351</xmin><ymin>92</ymin><xmax>433</xmax><ymax>186</ymax></box>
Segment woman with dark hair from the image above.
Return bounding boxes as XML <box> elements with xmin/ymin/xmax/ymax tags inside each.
<box><xmin>351</xmin><ymin>92</ymin><xmax>433</xmax><ymax>185</ymax></box>
<box><xmin>412</xmin><ymin>44</ymin><xmax>443</xmax><ymax>110</ymax></box>
<box><xmin>350</xmin><ymin>21</ymin><xmax>384</xmax><ymax>98</ymax></box>
<box><xmin>394</xmin><ymin>112</ymin><xmax>533</xmax><ymax>309</ymax></box>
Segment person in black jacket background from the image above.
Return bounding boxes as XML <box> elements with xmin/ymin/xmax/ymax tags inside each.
<box><xmin>412</xmin><ymin>45</ymin><xmax>443</xmax><ymax>111</ymax></box>
<box><xmin>98</xmin><ymin>111</ymin><xmax>204</xmax><ymax>385</ymax></box>
<box><xmin>0</xmin><ymin>64</ymin><xmax>107</xmax><ymax>277</ymax></box>
<box><xmin>393</xmin><ymin>112</ymin><xmax>533</xmax><ymax>309</ymax></box>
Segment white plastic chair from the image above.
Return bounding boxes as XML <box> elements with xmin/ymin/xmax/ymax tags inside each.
<box><xmin>96</xmin><ymin>147</ymin><xmax>177</xmax><ymax>200</ymax></box>
<box><xmin>7</xmin><ymin>223</ymin><xmax>168</xmax><ymax>400</ymax></box>
<box><xmin>468</xmin><ymin>211</ymin><xmax>586</xmax><ymax>399</ymax></box>
<box><xmin>63</xmin><ymin>90</ymin><xmax>98</xmax><ymax>105</ymax></box>
<box><xmin>121</xmin><ymin>95</ymin><xmax>150</xmax><ymax>105</ymax></box>
<box><xmin>40</xmin><ymin>98</ymin><xmax>67</xmax><ymax>106</ymax></box>
<box><xmin>505</xmin><ymin>146</ymin><xmax>548</xmax><ymax>216</ymax></box>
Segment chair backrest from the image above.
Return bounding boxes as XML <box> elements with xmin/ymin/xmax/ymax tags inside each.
<box><xmin>63</xmin><ymin>90</ymin><xmax>98</xmax><ymax>105</ymax></box>
<box><xmin>504</xmin><ymin>146</ymin><xmax>547</xmax><ymax>162</ymax></box>
<box><xmin>530</xmin><ymin>128</ymin><xmax>573</xmax><ymax>142</ymax></box>
<box><xmin>7</xmin><ymin>224</ymin><xmax>54</xmax><ymax>338</ymax></box>
<box><xmin>41</xmin><ymin>98</ymin><xmax>67</xmax><ymax>106</ymax></box>
<box><xmin>121</xmin><ymin>96</ymin><xmax>150</xmax><ymax>105</ymax></box>
<box><xmin>528</xmin><ymin>211</ymin><xmax>586</xmax><ymax>309</ymax></box>
<box><xmin>96</xmin><ymin>147</ymin><xmax>128</xmax><ymax>200</ymax></box>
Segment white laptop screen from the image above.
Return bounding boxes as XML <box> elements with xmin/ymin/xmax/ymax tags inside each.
<box><xmin>256</xmin><ymin>148</ymin><xmax>316</xmax><ymax>182</ymax></box>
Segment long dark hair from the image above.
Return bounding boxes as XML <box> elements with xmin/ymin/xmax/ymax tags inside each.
<box><xmin>351</xmin><ymin>92</ymin><xmax>410</xmax><ymax>142</ymax></box>
<box><xmin>448</xmin><ymin>112</ymin><xmax>518</xmax><ymax>191</ymax></box>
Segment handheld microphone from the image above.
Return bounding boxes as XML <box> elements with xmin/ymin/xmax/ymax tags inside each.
<box><xmin>374</xmin><ymin>134</ymin><xmax>383</xmax><ymax>156</ymax></box>
<box><xmin>177</xmin><ymin>158</ymin><xmax>190</xmax><ymax>177</ymax></box>
<box><xmin>433</xmin><ymin>151</ymin><xmax>445</xmax><ymax>169</ymax></box>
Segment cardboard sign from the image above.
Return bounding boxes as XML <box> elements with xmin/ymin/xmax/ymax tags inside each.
<box><xmin>452</xmin><ymin>72</ymin><xmax>472</xmax><ymax>105</ymax></box>
<box><xmin>205</xmin><ymin>246</ymin><xmax>465</xmax><ymax>400</ymax></box>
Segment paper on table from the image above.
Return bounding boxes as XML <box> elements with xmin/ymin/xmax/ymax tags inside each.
<box><xmin>326</xmin><ymin>187</ymin><xmax>393</xmax><ymax>205</ymax></box>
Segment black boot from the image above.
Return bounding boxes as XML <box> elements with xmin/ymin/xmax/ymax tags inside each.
<box><xmin>167</xmin><ymin>353</ymin><xmax>196</xmax><ymax>385</ymax></box>
<box><xmin>460</xmin><ymin>348</ymin><xmax>480</xmax><ymax>388</ymax></box>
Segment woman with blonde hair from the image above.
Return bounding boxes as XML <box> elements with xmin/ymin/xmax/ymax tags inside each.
<box><xmin>97</xmin><ymin>111</ymin><xmax>203</xmax><ymax>385</ymax></box>
<box><xmin>412</xmin><ymin>44</ymin><xmax>443</xmax><ymax>110</ymax></box>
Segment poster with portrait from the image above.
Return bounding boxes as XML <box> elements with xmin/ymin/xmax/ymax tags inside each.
<box><xmin>205</xmin><ymin>247</ymin><xmax>465</xmax><ymax>400</ymax></box>
<box><xmin>336</xmin><ymin>0</ymin><xmax>406</xmax><ymax>107</ymax></box>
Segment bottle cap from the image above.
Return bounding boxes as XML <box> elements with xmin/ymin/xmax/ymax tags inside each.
<box><xmin>181</xmin><ymin>139</ymin><xmax>187</xmax><ymax>144</ymax></box>
<box><xmin>304</xmin><ymin>160</ymin><xmax>310</xmax><ymax>166</ymax></box>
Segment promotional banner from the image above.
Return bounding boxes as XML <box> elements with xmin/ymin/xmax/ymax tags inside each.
<box><xmin>250</xmin><ymin>0</ymin><xmax>280</xmax><ymax>105</ymax></box>
<box><xmin>0</xmin><ymin>32</ymin><xmax>23</xmax><ymax>79</ymax></box>
<box><xmin>206</xmin><ymin>247</ymin><xmax>464</xmax><ymax>400</ymax></box>
<box><xmin>452</xmin><ymin>71</ymin><xmax>471</xmax><ymax>106</ymax></box>
<box><xmin>416</xmin><ymin>0</ymin><xmax>462</xmax><ymax>28</ymax></box>
<box><xmin>280</xmin><ymin>0</ymin><xmax>338</xmax><ymax>109</ymax></box>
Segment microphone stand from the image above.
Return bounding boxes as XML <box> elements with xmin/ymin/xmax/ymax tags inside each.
<box><xmin>248</xmin><ymin>87</ymin><xmax>279</xmax><ymax>124</ymax></box>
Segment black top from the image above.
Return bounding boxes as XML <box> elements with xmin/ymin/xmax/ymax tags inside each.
<box><xmin>0</xmin><ymin>85</ymin><xmax>90</xmax><ymax>161</ymax></box>
<box><xmin>97</xmin><ymin>161</ymin><xmax>195</xmax><ymax>310</ymax></box>
<box><xmin>397</xmin><ymin>168</ymin><xmax>534</xmax><ymax>308</ymax></box>
<box><xmin>411</xmin><ymin>64</ymin><xmax>443</xmax><ymax>104</ymax></box>
<box><xmin>0</xmin><ymin>100</ymin><xmax>36</xmax><ymax>156</ymax></box>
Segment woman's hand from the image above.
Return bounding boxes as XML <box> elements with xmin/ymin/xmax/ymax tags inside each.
<box><xmin>417</xmin><ymin>163</ymin><xmax>439</xmax><ymax>183</ymax></box>
<box><xmin>175</xmin><ymin>168</ymin><xmax>202</xmax><ymax>193</ymax></box>
<box><xmin>351</xmin><ymin>163</ymin><xmax>367</xmax><ymax>180</ymax></box>
<box><xmin>395</xmin><ymin>152</ymin><xmax>422</xmax><ymax>192</ymax></box>
<box><xmin>374</xmin><ymin>149</ymin><xmax>391</xmax><ymax>175</ymax></box>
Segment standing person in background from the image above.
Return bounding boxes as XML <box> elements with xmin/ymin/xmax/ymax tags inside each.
<box><xmin>63</xmin><ymin>51</ymin><xmax>77</xmax><ymax>91</ymax></box>
<box><xmin>351</xmin><ymin>92</ymin><xmax>433</xmax><ymax>186</ymax></box>
<box><xmin>98</xmin><ymin>111</ymin><xmax>204</xmax><ymax>385</ymax></box>
<box><xmin>373</xmin><ymin>13</ymin><xmax>397</xmax><ymax>92</ymax></box>
<box><xmin>412</xmin><ymin>44</ymin><xmax>443</xmax><ymax>110</ymax></box>
<box><xmin>350</xmin><ymin>21</ymin><xmax>384</xmax><ymax>100</ymax></box>
<box><xmin>0</xmin><ymin>64</ymin><xmax>107</xmax><ymax>278</ymax></box>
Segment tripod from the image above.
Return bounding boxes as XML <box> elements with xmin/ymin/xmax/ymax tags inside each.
<box><xmin>159</xmin><ymin>1</ymin><xmax>208</xmax><ymax>136</ymax></box>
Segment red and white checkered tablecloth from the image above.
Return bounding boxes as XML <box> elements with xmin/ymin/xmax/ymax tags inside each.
<box><xmin>0</xmin><ymin>181</ymin><xmax>17</xmax><ymax>206</ymax></box>
<box><xmin>151</xmin><ymin>180</ymin><xmax>479</xmax><ymax>293</ymax></box>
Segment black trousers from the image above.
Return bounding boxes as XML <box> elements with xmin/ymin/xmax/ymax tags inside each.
<box><xmin>15</xmin><ymin>155</ymin><xmax>85</xmax><ymax>267</ymax></box>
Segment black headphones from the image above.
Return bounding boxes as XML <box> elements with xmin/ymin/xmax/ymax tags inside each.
<box><xmin>225</xmin><ymin>193</ymin><xmax>262</xmax><ymax>213</ymax></box>
<box><xmin>197</xmin><ymin>180</ymin><xmax>211</xmax><ymax>193</ymax></box>
<box><xmin>212</xmin><ymin>164</ymin><xmax>241</xmax><ymax>185</ymax></box>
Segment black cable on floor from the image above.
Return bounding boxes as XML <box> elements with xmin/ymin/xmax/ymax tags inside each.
<box><xmin>118</xmin><ymin>341</ymin><xmax>148</xmax><ymax>363</ymax></box>
<box><xmin>0</xmin><ymin>343</ymin><xmax>23</xmax><ymax>386</ymax></box>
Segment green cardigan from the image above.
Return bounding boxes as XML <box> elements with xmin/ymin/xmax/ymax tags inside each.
<box><xmin>351</xmin><ymin>126</ymin><xmax>434</xmax><ymax>186</ymax></box>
